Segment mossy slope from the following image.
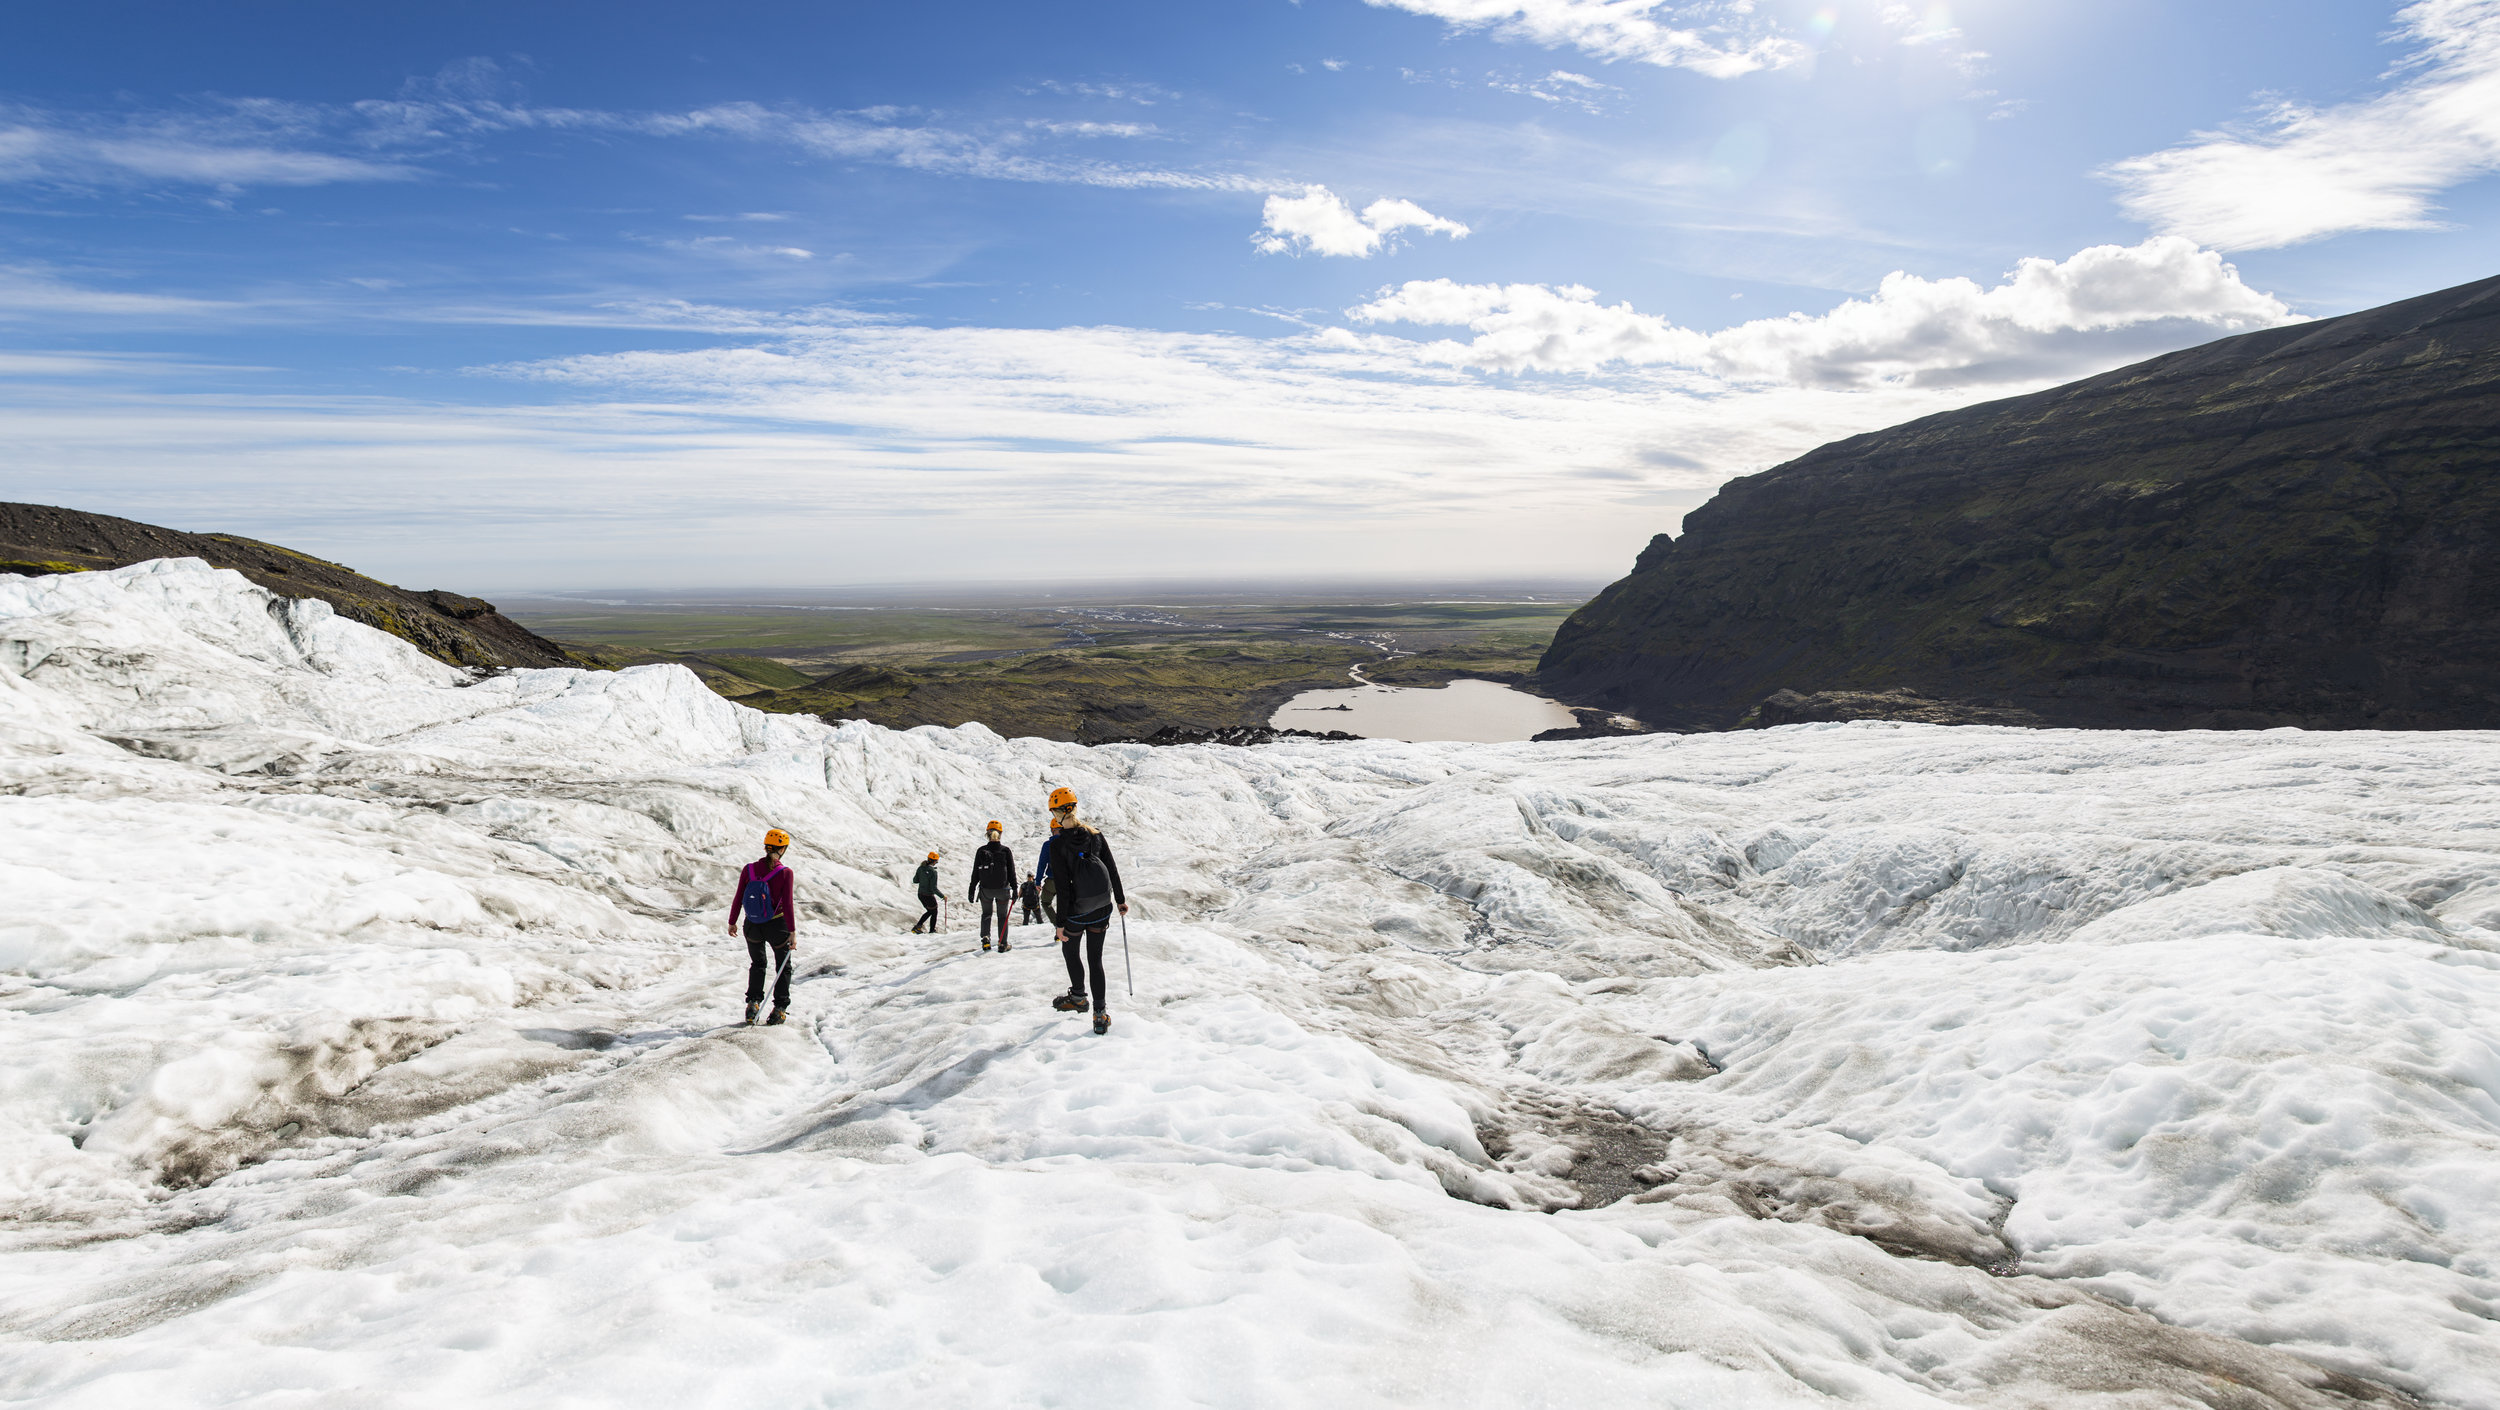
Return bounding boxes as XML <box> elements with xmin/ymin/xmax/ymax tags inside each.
<box><xmin>1541</xmin><ymin>273</ymin><xmax>2500</xmax><ymax>730</ymax></box>
<box><xmin>0</xmin><ymin>502</ymin><xmax>583</xmax><ymax>670</ymax></box>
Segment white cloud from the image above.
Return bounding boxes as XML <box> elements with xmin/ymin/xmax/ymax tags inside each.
<box><xmin>1878</xmin><ymin>1</ymin><xmax>1990</xmax><ymax>77</ymax></box>
<box><xmin>1023</xmin><ymin>120</ymin><xmax>1158</xmax><ymax>138</ymax></box>
<box><xmin>1027</xmin><ymin>80</ymin><xmax>1178</xmax><ymax>105</ymax></box>
<box><xmin>0</xmin><ymin>109</ymin><xmax>420</xmax><ymax>190</ymax></box>
<box><xmin>0</xmin><ymin>242</ymin><xmax>2304</xmax><ymax>587</ymax></box>
<box><xmin>2103</xmin><ymin>0</ymin><xmax>2500</xmax><ymax>250</ymax></box>
<box><xmin>656</xmin><ymin>236</ymin><xmax>816</xmax><ymax>261</ymax></box>
<box><xmin>1488</xmin><ymin>68</ymin><xmax>1622</xmax><ymax>111</ymax></box>
<box><xmin>0</xmin><ymin>316</ymin><xmax>1994</xmax><ymax>585</ymax></box>
<box><xmin>1344</xmin><ymin>237</ymin><xmax>2297</xmax><ymax>384</ymax></box>
<box><xmin>1363</xmin><ymin>0</ymin><xmax>1803</xmax><ymax>78</ymax></box>
<box><xmin>1253</xmin><ymin>186</ymin><xmax>1470</xmax><ymax>257</ymax></box>
<box><xmin>0</xmin><ymin>88</ymin><xmax>1253</xmax><ymax>200</ymax></box>
<box><xmin>0</xmin><ymin>264</ymin><xmax>253</xmax><ymax>320</ymax></box>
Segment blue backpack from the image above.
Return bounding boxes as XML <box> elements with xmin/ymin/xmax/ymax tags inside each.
<box><xmin>741</xmin><ymin>865</ymin><xmax>784</xmax><ymax>925</ymax></box>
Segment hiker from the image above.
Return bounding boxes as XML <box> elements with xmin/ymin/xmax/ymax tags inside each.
<box><xmin>1018</xmin><ymin>873</ymin><xmax>1043</xmax><ymax>926</ymax></box>
<box><xmin>727</xmin><ymin>828</ymin><xmax>797</xmax><ymax>1026</ymax></box>
<box><xmin>1034</xmin><ymin>819</ymin><xmax>1061</xmax><ymax>919</ymax></box>
<box><xmin>910</xmin><ymin>851</ymin><xmax>942</xmax><ymax>933</ymax></box>
<box><xmin>968</xmin><ymin>821</ymin><xmax>1017</xmax><ymax>953</ymax></box>
<box><xmin>1044</xmin><ymin>788</ymin><xmax>1127</xmax><ymax>1035</ymax></box>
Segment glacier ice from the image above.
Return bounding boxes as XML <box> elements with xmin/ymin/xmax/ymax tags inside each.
<box><xmin>1</xmin><ymin>559</ymin><xmax>2496</xmax><ymax>1408</ymax></box>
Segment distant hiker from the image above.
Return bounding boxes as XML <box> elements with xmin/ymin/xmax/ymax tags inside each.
<box><xmin>1018</xmin><ymin>874</ymin><xmax>1043</xmax><ymax>926</ymax></box>
<box><xmin>727</xmin><ymin>828</ymin><xmax>797</xmax><ymax>1026</ymax></box>
<box><xmin>1045</xmin><ymin>788</ymin><xmax>1127</xmax><ymax>1036</ymax></box>
<box><xmin>911</xmin><ymin>851</ymin><xmax>942</xmax><ymax>933</ymax></box>
<box><xmin>968</xmin><ymin>821</ymin><xmax>1017</xmax><ymax>953</ymax></box>
<box><xmin>1034</xmin><ymin>819</ymin><xmax>1062</xmax><ymax>919</ymax></box>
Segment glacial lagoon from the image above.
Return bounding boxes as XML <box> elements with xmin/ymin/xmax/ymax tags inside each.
<box><xmin>1268</xmin><ymin>676</ymin><xmax>1579</xmax><ymax>742</ymax></box>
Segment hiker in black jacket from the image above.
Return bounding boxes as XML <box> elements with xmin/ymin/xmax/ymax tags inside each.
<box><xmin>910</xmin><ymin>852</ymin><xmax>941</xmax><ymax>933</ymax></box>
<box><xmin>967</xmin><ymin>820</ymin><xmax>1017</xmax><ymax>953</ymax></box>
<box><xmin>1044</xmin><ymin>786</ymin><xmax>1126</xmax><ymax>1035</ymax></box>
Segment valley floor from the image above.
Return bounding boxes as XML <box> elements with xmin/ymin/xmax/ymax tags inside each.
<box><xmin>3</xmin><ymin>560</ymin><xmax>2497</xmax><ymax>1408</ymax></box>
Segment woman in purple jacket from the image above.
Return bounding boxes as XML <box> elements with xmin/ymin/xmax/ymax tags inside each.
<box><xmin>727</xmin><ymin>828</ymin><xmax>798</xmax><ymax>1026</ymax></box>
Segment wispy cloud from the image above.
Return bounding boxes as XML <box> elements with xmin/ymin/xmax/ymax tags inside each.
<box><xmin>1024</xmin><ymin>79</ymin><xmax>1179</xmax><ymax>106</ymax></box>
<box><xmin>0</xmin><ymin>263</ymin><xmax>254</xmax><ymax>320</ymax></box>
<box><xmin>0</xmin><ymin>241</ymin><xmax>2305</xmax><ymax>584</ymax></box>
<box><xmin>1362</xmin><ymin>0</ymin><xmax>1803</xmax><ymax>78</ymax></box>
<box><xmin>1252</xmin><ymin>185</ymin><xmax>1470</xmax><ymax>257</ymax></box>
<box><xmin>650</xmin><ymin>235</ymin><xmax>819</xmax><ymax>261</ymax></box>
<box><xmin>1877</xmin><ymin>1</ymin><xmax>1989</xmax><ymax>76</ymax></box>
<box><xmin>0</xmin><ymin>60</ymin><xmax>1258</xmax><ymax>200</ymax></box>
<box><xmin>2103</xmin><ymin>0</ymin><xmax>2500</xmax><ymax>250</ymax></box>
<box><xmin>1025</xmin><ymin>119</ymin><xmax>1159</xmax><ymax>138</ymax></box>
<box><xmin>1342</xmin><ymin>238</ymin><xmax>2296</xmax><ymax>385</ymax></box>
<box><xmin>1487</xmin><ymin>68</ymin><xmax>1621</xmax><ymax>112</ymax></box>
<box><xmin>0</xmin><ymin>105</ymin><xmax>420</xmax><ymax>190</ymax></box>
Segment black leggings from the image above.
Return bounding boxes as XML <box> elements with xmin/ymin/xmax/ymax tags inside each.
<box><xmin>744</xmin><ymin>926</ymin><xmax>792</xmax><ymax>1008</ymax></box>
<box><xmin>914</xmin><ymin>893</ymin><xmax>939</xmax><ymax>932</ymax></box>
<box><xmin>1059</xmin><ymin>922</ymin><xmax>1109</xmax><ymax>1011</ymax></box>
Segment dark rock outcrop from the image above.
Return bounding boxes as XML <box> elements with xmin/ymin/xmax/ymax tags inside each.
<box><xmin>1531</xmin><ymin>708</ymin><xmax>1657</xmax><ymax>742</ymax></box>
<box><xmin>1098</xmin><ymin>725</ymin><xmax>1362</xmax><ymax>747</ymax></box>
<box><xmin>1540</xmin><ymin>273</ymin><xmax>2500</xmax><ymax>731</ymax></box>
<box><xmin>0</xmin><ymin>502</ymin><xmax>579</xmax><ymax>670</ymax></box>
<box><xmin>1737</xmin><ymin>689</ymin><xmax>2050</xmax><ymax>729</ymax></box>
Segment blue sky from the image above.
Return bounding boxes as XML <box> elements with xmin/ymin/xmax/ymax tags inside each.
<box><xmin>3</xmin><ymin>0</ymin><xmax>2495</xmax><ymax>589</ymax></box>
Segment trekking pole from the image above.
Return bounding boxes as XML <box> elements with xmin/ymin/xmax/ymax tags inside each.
<box><xmin>1120</xmin><ymin>909</ymin><xmax>1133</xmax><ymax>996</ymax></box>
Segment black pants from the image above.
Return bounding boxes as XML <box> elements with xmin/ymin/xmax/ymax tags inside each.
<box><xmin>1059</xmin><ymin>913</ymin><xmax>1110</xmax><ymax>1011</ymax></box>
<box><xmin>978</xmin><ymin>887</ymin><xmax>1012</xmax><ymax>945</ymax></box>
<box><xmin>1020</xmin><ymin>893</ymin><xmax>1041</xmax><ymax>924</ymax></box>
<box><xmin>744</xmin><ymin>924</ymin><xmax>792</xmax><ymax>1008</ymax></box>
<box><xmin>913</xmin><ymin>893</ymin><xmax>939</xmax><ymax>932</ymax></box>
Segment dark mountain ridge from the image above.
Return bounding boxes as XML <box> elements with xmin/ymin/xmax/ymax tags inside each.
<box><xmin>1540</xmin><ymin>273</ymin><xmax>2500</xmax><ymax>731</ymax></box>
<box><xmin>0</xmin><ymin>502</ymin><xmax>578</xmax><ymax>670</ymax></box>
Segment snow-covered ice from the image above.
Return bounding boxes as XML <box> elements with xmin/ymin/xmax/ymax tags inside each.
<box><xmin>3</xmin><ymin>559</ymin><xmax>2496</xmax><ymax>1408</ymax></box>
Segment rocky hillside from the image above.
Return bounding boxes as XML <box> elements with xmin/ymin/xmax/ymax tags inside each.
<box><xmin>0</xmin><ymin>502</ymin><xmax>579</xmax><ymax>670</ymax></box>
<box><xmin>1540</xmin><ymin>273</ymin><xmax>2500</xmax><ymax>730</ymax></box>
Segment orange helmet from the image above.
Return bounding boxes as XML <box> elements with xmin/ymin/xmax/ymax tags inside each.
<box><xmin>1047</xmin><ymin>786</ymin><xmax>1077</xmax><ymax>810</ymax></box>
<box><xmin>1049</xmin><ymin>819</ymin><xmax>1063</xmax><ymax>831</ymax></box>
<box><xmin>764</xmin><ymin>829</ymin><xmax>790</xmax><ymax>848</ymax></box>
<box><xmin>986</xmin><ymin>819</ymin><xmax>1002</xmax><ymax>833</ymax></box>
<box><xmin>926</xmin><ymin>851</ymin><xmax>939</xmax><ymax>861</ymax></box>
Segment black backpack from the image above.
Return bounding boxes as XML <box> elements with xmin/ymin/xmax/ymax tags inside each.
<box><xmin>1058</xmin><ymin>827</ymin><xmax>1115</xmax><ymax>915</ymax></box>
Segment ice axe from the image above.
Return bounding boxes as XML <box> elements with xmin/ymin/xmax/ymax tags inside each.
<box><xmin>1120</xmin><ymin>907</ymin><xmax>1133</xmax><ymax>996</ymax></box>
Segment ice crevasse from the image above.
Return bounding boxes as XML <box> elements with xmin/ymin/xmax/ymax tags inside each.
<box><xmin>1</xmin><ymin>558</ymin><xmax>2496</xmax><ymax>1408</ymax></box>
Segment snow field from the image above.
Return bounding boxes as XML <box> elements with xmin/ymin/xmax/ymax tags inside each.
<box><xmin>3</xmin><ymin>560</ymin><xmax>2497</xmax><ymax>1407</ymax></box>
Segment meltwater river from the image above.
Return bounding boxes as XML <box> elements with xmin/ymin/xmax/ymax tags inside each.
<box><xmin>1268</xmin><ymin>677</ymin><xmax>1578</xmax><ymax>743</ymax></box>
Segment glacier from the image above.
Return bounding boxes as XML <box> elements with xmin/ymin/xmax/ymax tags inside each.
<box><xmin>2</xmin><ymin>558</ymin><xmax>2496</xmax><ymax>1408</ymax></box>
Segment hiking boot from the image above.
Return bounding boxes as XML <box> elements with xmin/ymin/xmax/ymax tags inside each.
<box><xmin>997</xmin><ymin>937</ymin><xmax>1012</xmax><ymax>953</ymax></box>
<box><xmin>982</xmin><ymin>940</ymin><xmax>993</xmax><ymax>952</ymax></box>
<box><xmin>765</xmin><ymin>1008</ymin><xmax>788</xmax><ymax>1026</ymax></box>
<box><xmin>744</xmin><ymin>1002</ymin><xmax>761</xmax><ymax>1026</ymax></box>
<box><xmin>1052</xmin><ymin>991</ymin><xmax>1086</xmax><ymax>1013</ymax></box>
<box><xmin>1092</xmin><ymin>1011</ymin><xmax>1112</xmax><ymax>1036</ymax></box>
